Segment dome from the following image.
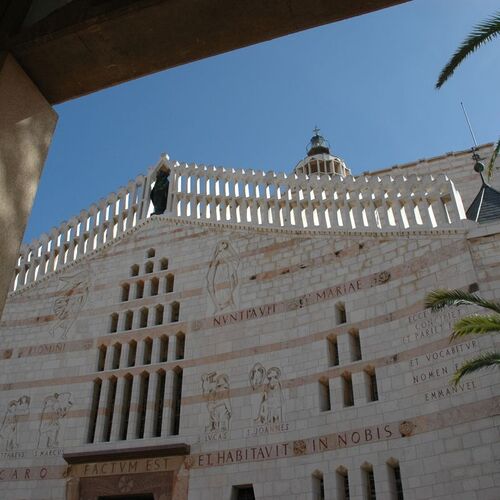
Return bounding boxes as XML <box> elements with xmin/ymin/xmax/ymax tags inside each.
<box><xmin>293</xmin><ymin>127</ymin><xmax>350</xmax><ymax>178</ymax></box>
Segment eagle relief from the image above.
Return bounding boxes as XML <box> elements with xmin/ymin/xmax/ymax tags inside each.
<box><xmin>51</xmin><ymin>269</ymin><xmax>90</xmax><ymax>339</ymax></box>
<box><xmin>206</xmin><ymin>240</ymin><xmax>240</xmax><ymax>314</ymax></box>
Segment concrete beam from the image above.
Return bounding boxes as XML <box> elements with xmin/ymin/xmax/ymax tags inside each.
<box><xmin>9</xmin><ymin>0</ymin><xmax>408</xmax><ymax>104</ymax></box>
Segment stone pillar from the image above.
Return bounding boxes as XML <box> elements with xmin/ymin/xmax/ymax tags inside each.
<box><xmin>374</xmin><ymin>462</ymin><xmax>393</xmax><ymax>500</ymax></box>
<box><xmin>336</xmin><ymin>333</ymin><xmax>351</xmax><ymax>365</ymax></box>
<box><xmin>352</xmin><ymin>371</ymin><xmax>370</xmax><ymax>406</ymax></box>
<box><xmin>161</xmin><ymin>369</ymin><xmax>175</xmax><ymax>437</ymax></box>
<box><xmin>126</xmin><ymin>374</ymin><xmax>142</xmax><ymax>440</ymax></box>
<box><xmin>330</xmin><ymin>377</ymin><xmax>343</xmax><ymax>412</ymax></box>
<box><xmin>0</xmin><ymin>54</ymin><xmax>58</xmax><ymax>312</ymax></box>
<box><xmin>143</xmin><ymin>371</ymin><xmax>160</xmax><ymax>438</ymax></box>
<box><xmin>109</xmin><ymin>376</ymin><xmax>126</xmax><ymax>441</ymax></box>
<box><xmin>93</xmin><ymin>377</ymin><xmax>112</xmax><ymax>442</ymax></box>
<box><xmin>168</xmin><ymin>335</ymin><xmax>178</xmax><ymax>362</ymax></box>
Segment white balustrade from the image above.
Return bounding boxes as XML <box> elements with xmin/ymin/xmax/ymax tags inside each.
<box><xmin>10</xmin><ymin>158</ymin><xmax>467</xmax><ymax>292</ymax></box>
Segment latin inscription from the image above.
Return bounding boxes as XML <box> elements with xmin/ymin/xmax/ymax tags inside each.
<box><xmin>195</xmin><ymin>423</ymin><xmax>396</xmax><ymax>468</ymax></box>
<box><xmin>77</xmin><ymin>458</ymin><xmax>172</xmax><ymax>477</ymax></box>
<box><xmin>403</xmin><ymin>306</ymin><xmax>469</xmax><ymax>344</ymax></box>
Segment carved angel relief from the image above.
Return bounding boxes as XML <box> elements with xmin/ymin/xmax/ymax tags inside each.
<box><xmin>51</xmin><ymin>269</ymin><xmax>90</xmax><ymax>338</ymax></box>
<box><xmin>206</xmin><ymin>240</ymin><xmax>240</xmax><ymax>313</ymax></box>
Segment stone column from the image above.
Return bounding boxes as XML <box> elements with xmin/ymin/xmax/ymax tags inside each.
<box><xmin>330</xmin><ymin>377</ymin><xmax>343</xmax><ymax>411</ymax></box>
<box><xmin>93</xmin><ymin>377</ymin><xmax>112</xmax><ymax>442</ymax></box>
<box><xmin>168</xmin><ymin>335</ymin><xmax>178</xmax><ymax>362</ymax></box>
<box><xmin>143</xmin><ymin>371</ymin><xmax>160</xmax><ymax>438</ymax></box>
<box><xmin>0</xmin><ymin>53</ymin><xmax>58</xmax><ymax>312</ymax></box>
<box><xmin>161</xmin><ymin>369</ymin><xmax>175</xmax><ymax>437</ymax></box>
<box><xmin>126</xmin><ymin>374</ymin><xmax>142</xmax><ymax>440</ymax></box>
<box><xmin>336</xmin><ymin>333</ymin><xmax>351</xmax><ymax>365</ymax></box>
<box><xmin>109</xmin><ymin>376</ymin><xmax>126</xmax><ymax>441</ymax></box>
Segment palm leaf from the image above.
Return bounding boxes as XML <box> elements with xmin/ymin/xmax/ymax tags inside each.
<box><xmin>436</xmin><ymin>11</ymin><xmax>500</xmax><ymax>89</ymax></box>
<box><xmin>450</xmin><ymin>314</ymin><xmax>500</xmax><ymax>340</ymax></box>
<box><xmin>424</xmin><ymin>289</ymin><xmax>500</xmax><ymax>314</ymax></box>
<box><xmin>486</xmin><ymin>138</ymin><xmax>500</xmax><ymax>181</ymax></box>
<box><xmin>451</xmin><ymin>351</ymin><xmax>500</xmax><ymax>385</ymax></box>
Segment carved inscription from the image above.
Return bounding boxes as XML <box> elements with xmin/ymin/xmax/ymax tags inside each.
<box><xmin>0</xmin><ymin>396</ymin><xmax>30</xmax><ymax>451</ymax></box>
<box><xmin>51</xmin><ymin>269</ymin><xmax>90</xmax><ymax>338</ymax></box>
<box><xmin>206</xmin><ymin>240</ymin><xmax>240</xmax><ymax>313</ymax></box>
<box><xmin>201</xmin><ymin>372</ymin><xmax>232</xmax><ymax>441</ymax></box>
<box><xmin>37</xmin><ymin>392</ymin><xmax>73</xmax><ymax>449</ymax></box>
<box><xmin>403</xmin><ymin>306</ymin><xmax>469</xmax><ymax>344</ymax></box>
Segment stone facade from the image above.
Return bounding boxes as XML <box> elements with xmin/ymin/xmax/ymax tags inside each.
<box><xmin>0</xmin><ymin>143</ymin><xmax>499</xmax><ymax>499</ymax></box>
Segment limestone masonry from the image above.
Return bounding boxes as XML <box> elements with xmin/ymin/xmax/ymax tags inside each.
<box><xmin>1</xmin><ymin>136</ymin><xmax>499</xmax><ymax>500</ymax></box>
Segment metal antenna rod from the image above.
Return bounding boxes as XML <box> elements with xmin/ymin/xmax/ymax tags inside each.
<box><xmin>461</xmin><ymin>101</ymin><xmax>478</xmax><ymax>149</ymax></box>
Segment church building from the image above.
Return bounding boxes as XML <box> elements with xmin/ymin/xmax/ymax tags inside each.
<box><xmin>0</xmin><ymin>132</ymin><xmax>499</xmax><ymax>499</ymax></box>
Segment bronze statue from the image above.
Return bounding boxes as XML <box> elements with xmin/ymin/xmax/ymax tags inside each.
<box><xmin>150</xmin><ymin>170</ymin><xmax>170</xmax><ymax>215</ymax></box>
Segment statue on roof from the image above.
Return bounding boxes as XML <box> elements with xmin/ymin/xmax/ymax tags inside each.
<box><xmin>150</xmin><ymin>170</ymin><xmax>170</xmax><ymax>215</ymax></box>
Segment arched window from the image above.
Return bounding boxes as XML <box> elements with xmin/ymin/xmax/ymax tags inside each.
<box><xmin>136</xmin><ymin>280</ymin><xmax>144</xmax><ymax>299</ymax></box>
<box><xmin>318</xmin><ymin>378</ymin><xmax>331</xmax><ymax>412</ymax></box>
<box><xmin>130</xmin><ymin>264</ymin><xmax>139</xmax><ymax>277</ymax></box>
<box><xmin>128</xmin><ymin>340</ymin><xmax>137</xmax><ymax>367</ymax></box>
<box><xmin>103</xmin><ymin>376</ymin><xmax>117</xmax><ymax>442</ymax></box>
<box><xmin>121</xmin><ymin>283</ymin><xmax>130</xmax><ymax>302</ymax></box>
<box><xmin>171</xmin><ymin>301</ymin><xmax>180</xmax><ymax>322</ymax></box>
<box><xmin>166</xmin><ymin>273</ymin><xmax>174</xmax><ymax>293</ymax></box>
<box><xmin>175</xmin><ymin>332</ymin><xmax>185</xmax><ymax>359</ymax></box>
<box><xmin>155</xmin><ymin>304</ymin><xmax>164</xmax><ymax>326</ymax></box>
<box><xmin>97</xmin><ymin>345</ymin><xmax>107</xmax><ymax>371</ymax></box>
<box><xmin>160</xmin><ymin>258</ymin><xmax>168</xmax><ymax>270</ymax></box>
<box><xmin>119</xmin><ymin>374</ymin><xmax>133</xmax><ymax>440</ymax></box>
<box><xmin>154</xmin><ymin>369</ymin><xmax>166</xmax><ymax>437</ymax></box>
<box><xmin>312</xmin><ymin>470</ymin><xmax>325</xmax><ymax>500</ymax></box>
<box><xmin>150</xmin><ymin>277</ymin><xmax>159</xmax><ymax>296</ymax></box>
<box><xmin>124</xmin><ymin>310</ymin><xmax>133</xmax><ymax>331</ymax></box>
<box><xmin>146</xmin><ymin>248</ymin><xmax>155</xmax><ymax>258</ymax></box>
<box><xmin>136</xmin><ymin>372</ymin><xmax>149</xmax><ymax>439</ymax></box>
<box><xmin>171</xmin><ymin>367</ymin><xmax>183</xmax><ymax>435</ymax></box>
<box><xmin>143</xmin><ymin>337</ymin><xmax>153</xmax><ymax>365</ymax></box>
<box><xmin>336</xmin><ymin>467</ymin><xmax>350</xmax><ymax>500</ymax></box>
<box><xmin>109</xmin><ymin>313</ymin><xmax>118</xmax><ymax>333</ymax></box>
<box><xmin>140</xmin><ymin>307</ymin><xmax>148</xmax><ymax>328</ymax></box>
<box><xmin>145</xmin><ymin>261</ymin><xmax>154</xmax><ymax>274</ymax></box>
<box><xmin>361</xmin><ymin>463</ymin><xmax>376</xmax><ymax>500</ymax></box>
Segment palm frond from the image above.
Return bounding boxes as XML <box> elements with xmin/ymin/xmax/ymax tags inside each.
<box><xmin>452</xmin><ymin>351</ymin><xmax>500</xmax><ymax>385</ymax></box>
<box><xmin>424</xmin><ymin>289</ymin><xmax>500</xmax><ymax>314</ymax></box>
<box><xmin>487</xmin><ymin>138</ymin><xmax>500</xmax><ymax>181</ymax></box>
<box><xmin>436</xmin><ymin>11</ymin><xmax>500</xmax><ymax>89</ymax></box>
<box><xmin>450</xmin><ymin>314</ymin><xmax>500</xmax><ymax>340</ymax></box>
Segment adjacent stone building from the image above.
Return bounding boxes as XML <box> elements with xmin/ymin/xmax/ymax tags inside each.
<box><xmin>1</xmin><ymin>134</ymin><xmax>499</xmax><ymax>499</ymax></box>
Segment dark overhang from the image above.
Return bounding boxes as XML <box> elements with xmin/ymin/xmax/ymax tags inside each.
<box><xmin>3</xmin><ymin>0</ymin><xmax>408</xmax><ymax>104</ymax></box>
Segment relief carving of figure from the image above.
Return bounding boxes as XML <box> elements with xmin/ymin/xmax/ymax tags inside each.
<box><xmin>206</xmin><ymin>240</ymin><xmax>239</xmax><ymax>313</ymax></box>
<box><xmin>37</xmin><ymin>392</ymin><xmax>73</xmax><ymax>449</ymax></box>
<box><xmin>0</xmin><ymin>395</ymin><xmax>30</xmax><ymax>451</ymax></box>
<box><xmin>52</xmin><ymin>269</ymin><xmax>90</xmax><ymax>339</ymax></box>
<box><xmin>201</xmin><ymin>372</ymin><xmax>232</xmax><ymax>434</ymax></box>
<box><xmin>249</xmin><ymin>363</ymin><xmax>284</xmax><ymax>424</ymax></box>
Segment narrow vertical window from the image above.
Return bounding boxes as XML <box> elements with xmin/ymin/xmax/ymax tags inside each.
<box><xmin>136</xmin><ymin>372</ymin><xmax>149</xmax><ymax>439</ymax></box>
<box><xmin>140</xmin><ymin>307</ymin><xmax>148</xmax><ymax>328</ymax></box>
<box><xmin>124</xmin><ymin>310</ymin><xmax>133</xmax><ymax>331</ymax></box>
<box><xmin>349</xmin><ymin>329</ymin><xmax>362</xmax><ymax>361</ymax></box>
<box><xmin>146</xmin><ymin>248</ymin><xmax>155</xmax><ymax>258</ymax></box>
<box><xmin>160</xmin><ymin>258</ymin><xmax>169</xmax><ymax>270</ymax></box>
<box><xmin>119</xmin><ymin>374</ymin><xmax>133</xmax><ymax>440</ymax></box>
<box><xmin>145</xmin><ymin>261</ymin><xmax>154</xmax><ymax>274</ymax></box>
<box><xmin>121</xmin><ymin>283</ymin><xmax>130</xmax><ymax>302</ymax></box>
<box><xmin>159</xmin><ymin>335</ymin><xmax>169</xmax><ymax>362</ymax></box>
<box><xmin>103</xmin><ymin>376</ymin><xmax>117</xmax><ymax>442</ymax></box>
<box><xmin>319</xmin><ymin>378</ymin><xmax>331</xmax><ymax>412</ymax></box>
<box><xmin>388</xmin><ymin>460</ymin><xmax>404</xmax><ymax>500</ymax></box>
<box><xmin>136</xmin><ymin>280</ymin><xmax>144</xmax><ymax>299</ymax></box>
<box><xmin>97</xmin><ymin>345</ymin><xmax>106</xmax><ymax>372</ymax></box>
<box><xmin>112</xmin><ymin>343</ymin><xmax>121</xmax><ymax>370</ymax></box>
<box><xmin>150</xmin><ymin>277</ymin><xmax>159</xmax><ymax>296</ymax></box>
<box><xmin>166</xmin><ymin>273</ymin><xmax>174</xmax><ymax>293</ymax></box>
<box><xmin>342</xmin><ymin>373</ymin><xmax>354</xmax><ymax>407</ymax></box>
<box><xmin>154</xmin><ymin>370</ymin><xmax>166</xmax><ymax>437</ymax></box>
<box><xmin>367</xmin><ymin>369</ymin><xmax>378</xmax><ymax>402</ymax></box>
<box><xmin>171</xmin><ymin>301</ymin><xmax>180</xmax><ymax>322</ymax></box>
<box><xmin>87</xmin><ymin>378</ymin><xmax>102</xmax><ymax>443</ymax></box>
<box><xmin>109</xmin><ymin>313</ymin><xmax>118</xmax><ymax>333</ymax></box>
<box><xmin>362</xmin><ymin>464</ymin><xmax>376</xmax><ymax>500</ymax></box>
<box><xmin>336</xmin><ymin>302</ymin><xmax>347</xmax><ymax>324</ymax></box>
<box><xmin>171</xmin><ymin>368</ymin><xmax>183</xmax><ymax>435</ymax></box>
<box><xmin>155</xmin><ymin>304</ymin><xmax>164</xmax><ymax>326</ymax></box>
<box><xmin>130</xmin><ymin>264</ymin><xmax>139</xmax><ymax>277</ymax></box>
<box><xmin>336</xmin><ymin>467</ymin><xmax>350</xmax><ymax>500</ymax></box>
<box><xmin>175</xmin><ymin>332</ymin><xmax>185</xmax><ymax>359</ymax></box>
<box><xmin>143</xmin><ymin>338</ymin><xmax>153</xmax><ymax>365</ymax></box>
<box><xmin>312</xmin><ymin>471</ymin><xmax>325</xmax><ymax>500</ymax></box>
<box><xmin>327</xmin><ymin>336</ymin><xmax>339</xmax><ymax>366</ymax></box>
<box><xmin>128</xmin><ymin>340</ymin><xmax>137</xmax><ymax>367</ymax></box>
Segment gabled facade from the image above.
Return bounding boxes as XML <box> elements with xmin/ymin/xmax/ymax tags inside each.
<box><xmin>0</xmin><ymin>141</ymin><xmax>499</xmax><ymax>500</ymax></box>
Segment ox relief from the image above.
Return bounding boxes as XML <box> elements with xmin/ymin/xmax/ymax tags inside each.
<box><xmin>246</xmin><ymin>363</ymin><xmax>288</xmax><ymax>437</ymax></box>
<box><xmin>201</xmin><ymin>372</ymin><xmax>232</xmax><ymax>441</ymax></box>
<box><xmin>0</xmin><ymin>396</ymin><xmax>30</xmax><ymax>451</ymax></box>
<box><xmin>37</xmin><ymin>393</ymin><xmax>73</xmax><ymax>449</ymax></box>
<box><xmin>206</xmin><ymin>240</ymin><xmax>240</xmax><ymax>313</ymax></box>
<box><xmin>51</xmin><ymin>269</ymin><xmax>90</xmax><ymax>339</ymax></box>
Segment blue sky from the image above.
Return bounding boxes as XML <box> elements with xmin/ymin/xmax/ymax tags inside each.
<box><xmin>25</xmin><ymin>0</ymin><xmax>500</xmax><ymax>242</ymax></box>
